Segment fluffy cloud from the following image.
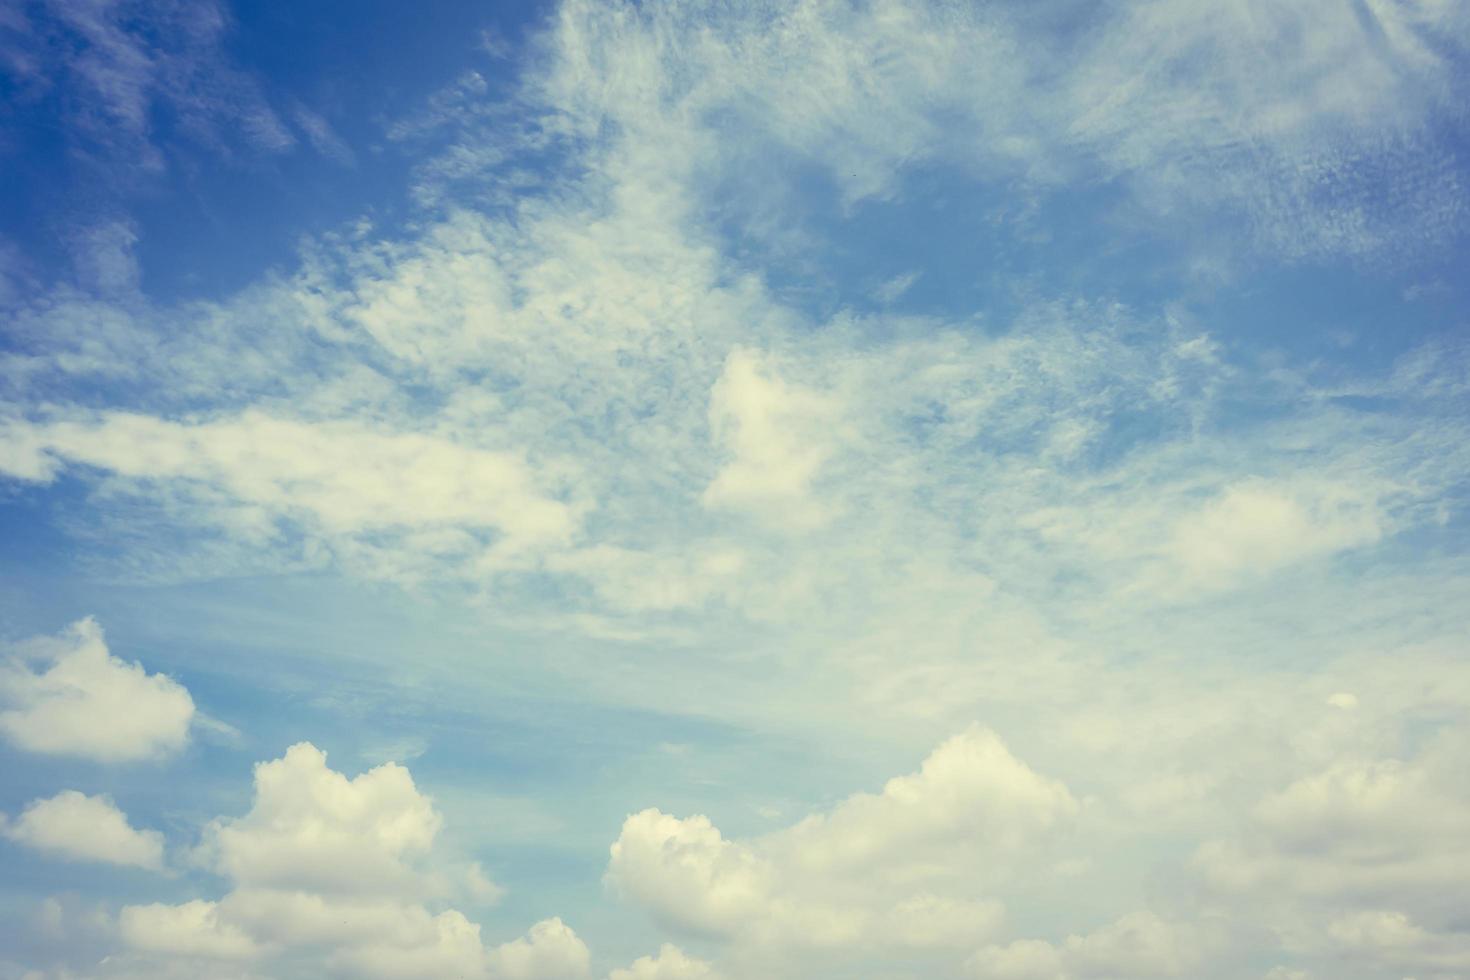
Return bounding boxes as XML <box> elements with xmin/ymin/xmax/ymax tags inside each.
<box><xmin>608</xmin><ymin>944</ymin><xmax>719</xmax><ymax>980</ymax></box>
<box><xmin>196</xmin><ymin>742</ymin><xmax>442</xmax><ymax>894</ymax></box>
<box><xmin>608</xmin><ymin>727</ymin><xmax>1071</xmax><ymax>964</ymax></box>
<box><xmin>778</xmin><ymin>726</ymin><xmax>1078</xmax><ymax>872</ymax></box>
<box><xmin>119</xmin><ymin>901</ymin><xmax>262</xmax><ymax>960</ymax></box>
<box><xmin>608</xmin><ymin>810</ymin><xmax>771</xmax><ymax>938</ymax></box>
<box><xmin>483</xmin><ymin>917</ymin><xmax>590</xmax><ymax>980</ymax></box>
<box><xmin>1191</xmin><ymin>724</ymin><xmax>1470</xmax><ymax>971</ymax></box>
<box><xmin>1</xmin><ymin>791</ymin><xmax>164</xmax><ymax>870</ymax></box>
<box><xmin>1196</xmin><ymin>750</ymin><xmax>1470</xmax><ymax>906</ymax></box>
<box><xmin>702</xmin><ymin>348</ymin><xmax>836</xmax><ymax>529</ymax></box>
<box><xmin>104</xmin><ymin>742</ymin><xmax>586</xmax><ymax>980</ymax></box>
<box><xmin>0</xmin><ymin>618</ymin><xmax>194</xmax><ymax>761</ymax></box>
<box><xmin>966</xmin><ymin>911</ymin><xmax>1209</xmax><ymax>979</ymax></box>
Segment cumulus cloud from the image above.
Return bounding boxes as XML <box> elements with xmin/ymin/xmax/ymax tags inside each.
<box><xmin>0</xmin><ymin>618</ymin><xmax>194</xmax><ymax>761</ymax></box>
<box><xmin>119</xmin><ymin>900</ymin><xmax>262</xmax><ymax>960</ymax></box>
<box><xmin>608</xmin><ymin>944</ymin><xmax>719</xmax><ymax>980</ymax></box>
<box><xmin>484</xmin><ymin>917</ymin><xmax>590</xmax><ymax>980</ymax></box>
<box><xmin>1192</xmin><ymin>722</ymin><xmax>1470</xmax><ymax>973</ymax></box>
<box><xmin>105</xmin><ymin>741</ymin><xmax>588</xmax><ymax>980</ymax></box>
<box><xmin>966</xmin><ymin>911</ymin><xmax>1210</xmax><ymax>979</ymax></box>
<box><xmin>778</xmin><ymin>726</ymin><xmax>1078</xmax><ymax>871</ymax></box>
<box><xmin>609</xmin><ymin>809</ymin><xmax>771</xmax><ymax>938</ymax></box>
<box><xmin>1</xmin><ymin>791</ymin><xmax>164</xmax><ymax>870</ymax></box>
<box><xmin>195</xmin><ymin>742</ymin><xmax>443</xmax><ymax>894</ymax></box>
<box><xmin>608</xmin><ymin>727</ymin><xmax>1071</xmax><ymax>964</ymax></box>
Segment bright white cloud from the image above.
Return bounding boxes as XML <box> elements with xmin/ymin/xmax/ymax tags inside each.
<box><xmin>1</xmin><ymin>412</ymin><xmax>578</xmax><ymax>571</ymax></box>
<box><xmin>119</xmin><ymin>900</ymin><xmax>263</xmax><ymax>960</ymax></box>
<box><xmin>702</xmin><ymin>348</ymin><xmax>836</xmax><ymax>529</ymax></box>
<box><xmin>329</xmin><ymin>908</ymin><xmax>489</xmax><ymax>980</ymax></box>
<box><xmin>778</xmin><ymin>726</ymin><xmax>1077</xmax><ymax>872</ymax></box>
<box><xmin>0</xmin><ymin>618</ymin><xmax>194</xmax><ymax>762</ymax></box>
<box><xmin>1</xmin><ymin>791</ymin><xmax>164</xmax><ymax>870</ymax></box>
<box><xmin>484</xmin><ymin>917</ymin><xmax>591</xmax><ymax>980</ymax></box>
<box><xmin>196</xmin><ymin>741</ymin><xmax>442</xmax><ymax>894</ymax></box>
<box><xmin>609</xmin><ymin>727</ymin><xmax>1070</xmax><ymax>965</ymax></box>
<box><xmin>101</xmin><ymin>743</ymin><xmax>598</xmax><ymax>980</ymax></box>
<box><xmin>608</xmin><ymin>944</ymin><xmax>719</xmax><ymax>980</ymax></box>
<box><xmin>609</xmin><ymin>810</ymin><xmax>771</xmax><ymax>938</ymax></box>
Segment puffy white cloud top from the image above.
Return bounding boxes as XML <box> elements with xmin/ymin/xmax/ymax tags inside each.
<box><xmin>608</xmin><ymin>944</ymin><xmax>720</xmax><ymax>980</ymax></box>
<box><xmin>109</xmin><ymin>741</ymin><xmax>589</xmax><ymax>980</ymax></box>
<box><xmin>0</xmin><ymin>618</ymin><xmax>194</xmax><ymax>762</ymax></box>
<box><xmin>608</xmin><ymin>727</ymin><xmax>1072</xmax><ymax>964</ymax></box>
<box><xmin>1</xmin><ymin>790</ymin><xmax>164</xmax><ymax>870</ymax></box>
<box><xmin>197</xmin><ymin>741</ymin><xmax>443</xmax><ymax>894</ymax></box>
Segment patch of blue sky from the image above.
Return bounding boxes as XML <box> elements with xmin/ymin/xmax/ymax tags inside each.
<box><xmin>0</xmin><ymin>0</ymin><xmax>546</xmax><ymax>302</ymax></box>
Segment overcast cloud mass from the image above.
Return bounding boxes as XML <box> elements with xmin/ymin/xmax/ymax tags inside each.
<box><xmin>2</xmin><ymin>1</ymin><xmax>1469</xmax><ymax>978</ymax></box>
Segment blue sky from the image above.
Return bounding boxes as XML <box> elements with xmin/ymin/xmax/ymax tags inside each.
<box><xmin>1</xmin><ymin>2</ymin><xmax>1469</xmax><ymax>978</ymax></box>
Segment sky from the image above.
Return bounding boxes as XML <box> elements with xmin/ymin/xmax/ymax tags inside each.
<box><xmin>0</xmin><ymin>1</ymin><xmax>1469</xmax><ymax>978</ymax></box>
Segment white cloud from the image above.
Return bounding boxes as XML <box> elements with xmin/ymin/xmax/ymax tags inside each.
<box><xmin>484</xmin><ymin>917</ymin><xmax>591</xmax><ymax>980</ymax></box>
<box><xmin>609</xmin><ymin>727</ymin><xmax>1070</xmax><ymax>964</ymax></box>
<box><xmin>104</xmin><ymin>742</ymin><xmax>594</xmax><ymax>980</ymax></box>
<box><xmin>1325</xmin><ymin>909</ymin><xmax>1470</xmax><ymax>972</ymax></box>
<box><xmin>119</xmin><ymin>901</ymin><xmax>262</xmax><ymax>960</ymax></box>
<box><xmin>1161</xmin><ymin>480</ymin><xmax>1385</xmax><ymax>588</ymax></box>
<box><xmin>608</xmin><ymin>810</ymin><xmax>771</xmax><ymax>938</ymax></box>
<box><xmin>701</xmin><ymin>348</ymin><xmax>837</xmax><ymax>529</ymax></box>
<box><xmin>778</xmin><ymin>726</ymin><xmax>1077</xmax><ymax>873</ymax></box>
<box><xmin>1191</xmin><ymin>722</ymin><xmax>1470</xmax><ymax>972</ymax></box>
<box><xmin>542</xmin><ymin>0</ymin><xmax>1468</xmax><ymax>260</ymax></box>
<box><xmin>328</xmin><ymin>908</ymin><xmax>490</xmax><ymax>980</ymax></box>
<box><xmin>1</xmin><ymin>791</ymin><xmax>164</xmax><ymax>870</ymax></box>
<box><xmin>1196</xmin><ymin>750</ymin><xmax>1470</xmax><ymax>904</ymax></box>
<box><xmin>196</xmin><ymin>741</ymin><xmax>442</xmax><ymax>894</ymax></box>
<box><xmin>608</xmin><ymin>944</ymin><xmax>719</xmax><ymax>980</ymax></box>
<box><xmin>966</xmin><ymin>911</ymin><xmax>1211</xmax><ymax>979</ymax></box>
<box><xmin>2</xmin><ymin>412</ymin><xmax>579</xmax><ymax>571</ymax></box>
<box><xmin>0</xmin><ymin>618</ymin><xmax>194</xmax><ymax>762</ymax></box>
